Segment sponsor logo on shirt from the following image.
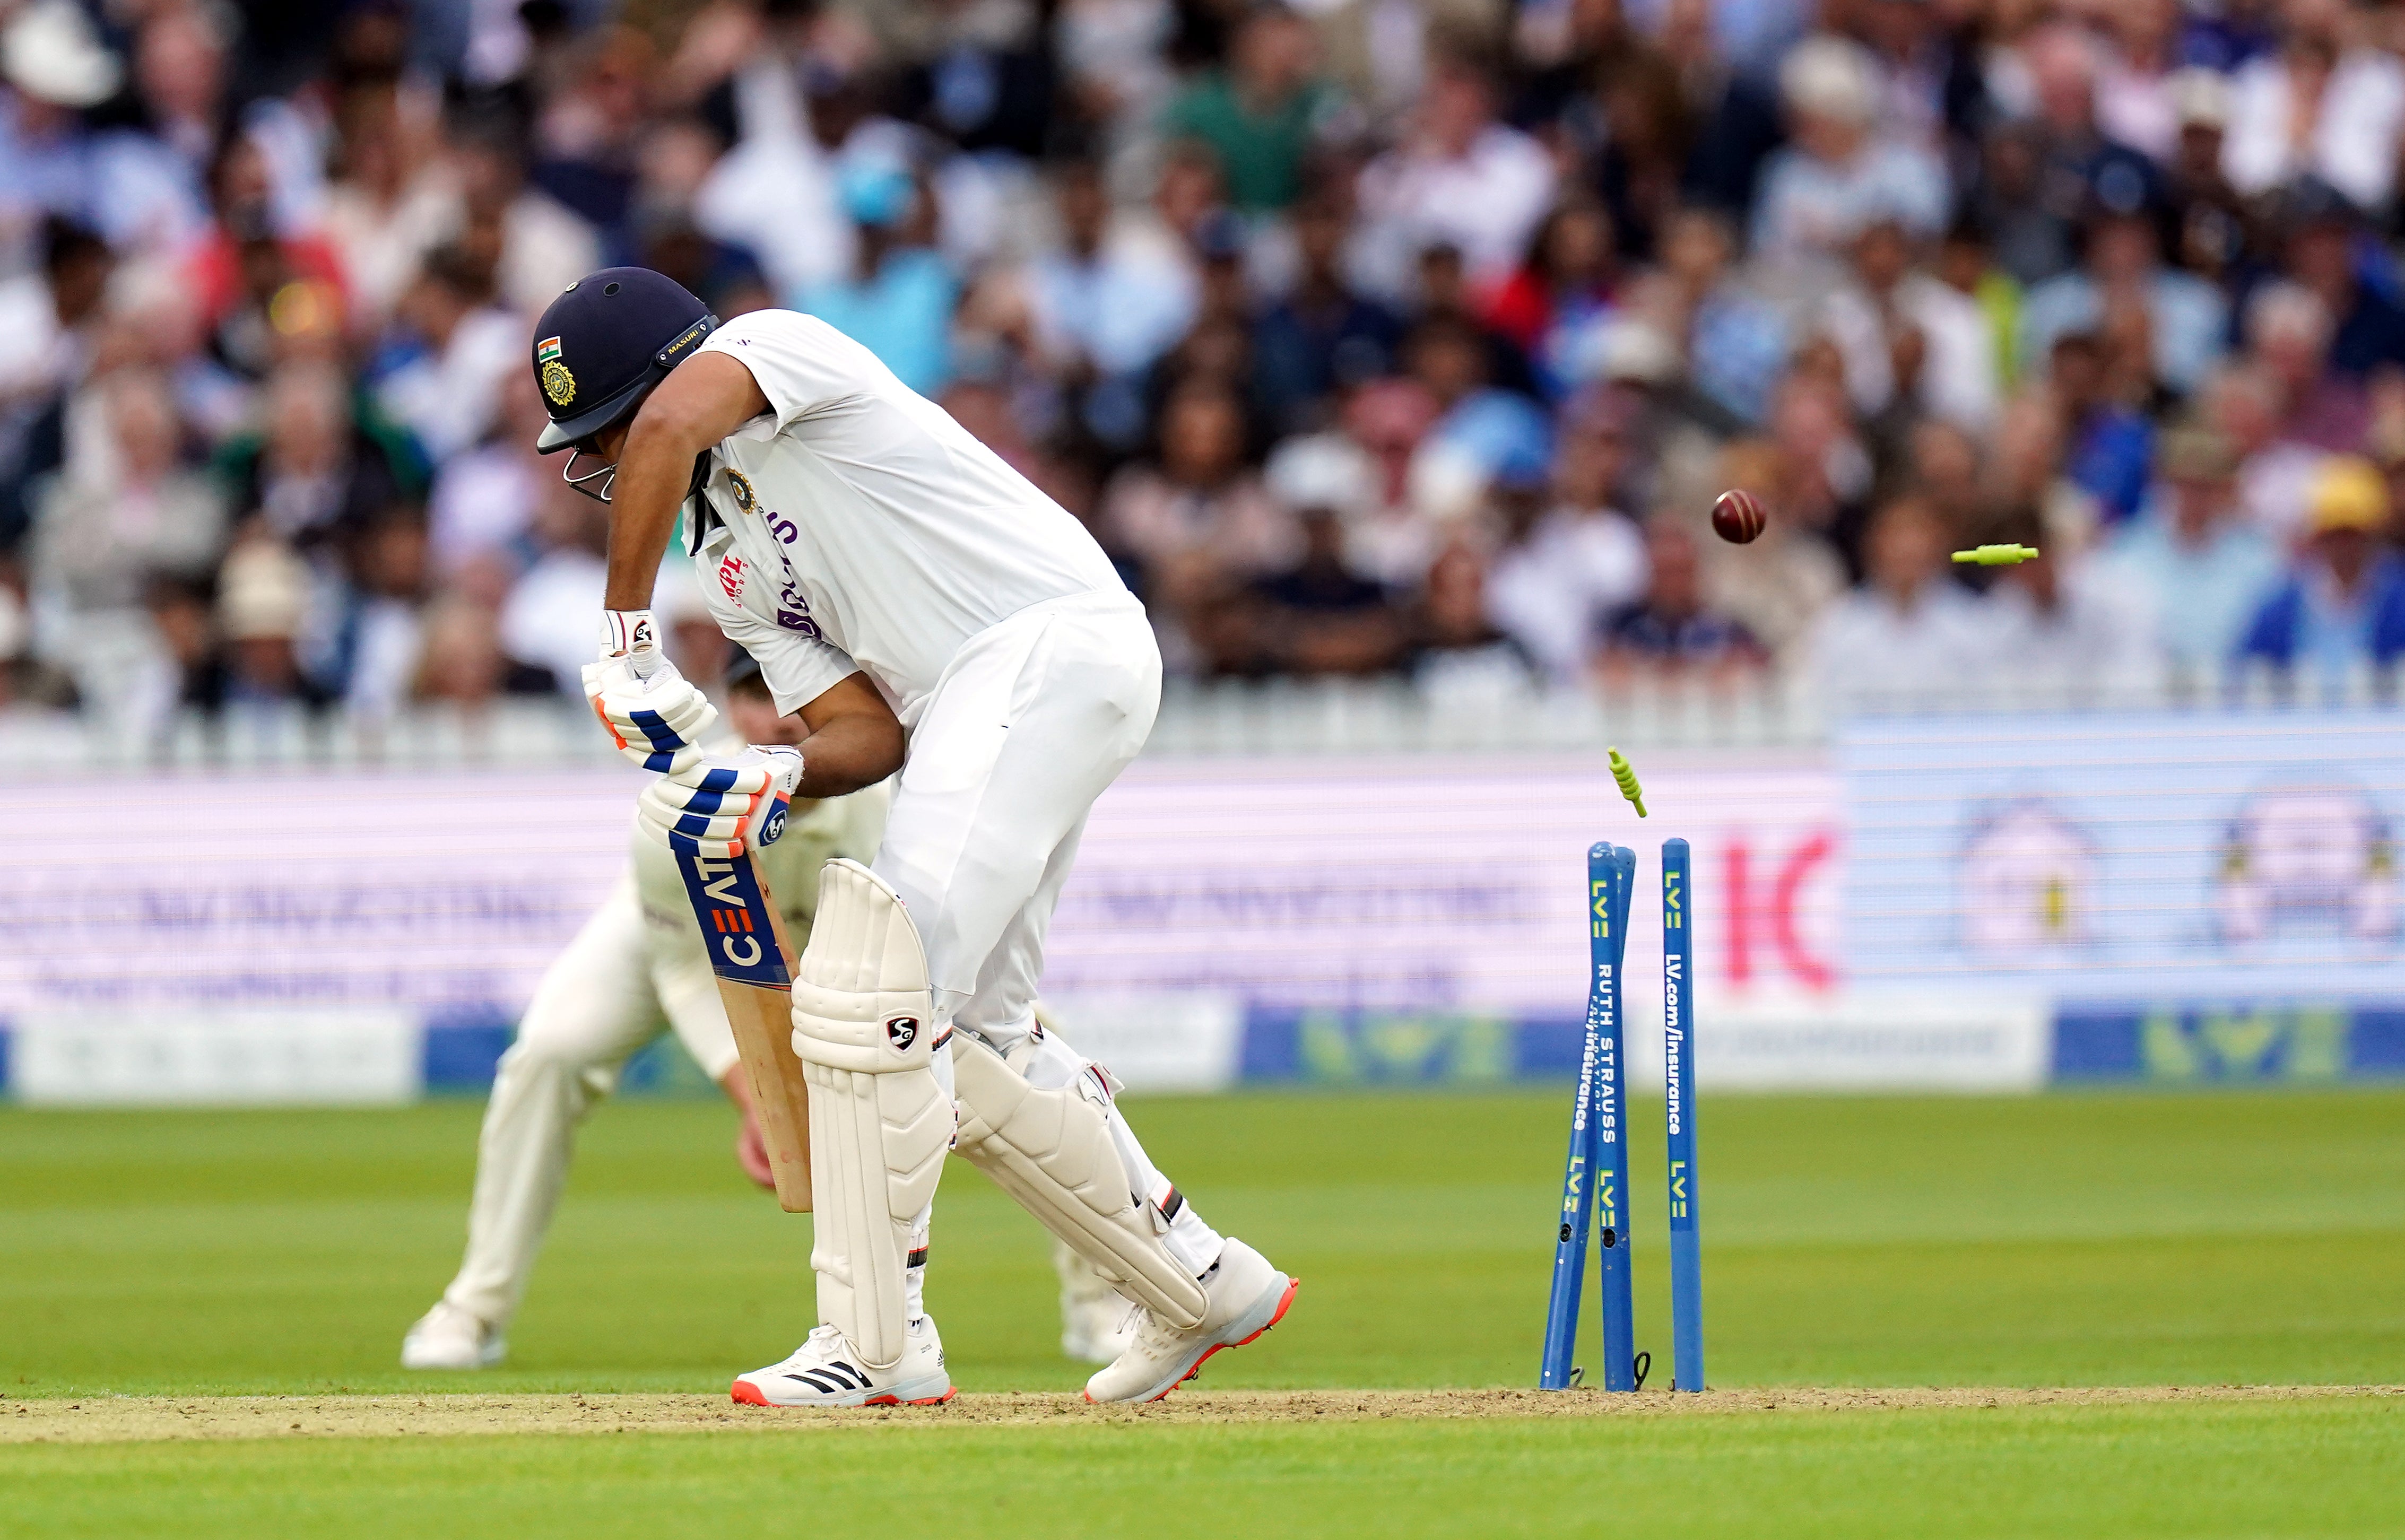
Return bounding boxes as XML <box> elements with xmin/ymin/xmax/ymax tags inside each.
<box><xmin>718</xmin><ymin>554</ymin><xmax>745</xmax><ymax>601</ymax></box>
<box><xmin>776</xmin><ymin>572</ymin><xmax>823</xmax><ymax>640</ymax></box>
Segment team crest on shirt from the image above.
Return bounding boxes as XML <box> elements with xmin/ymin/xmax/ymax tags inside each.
<box><xmin>726</xmin><ymin>470</ymin><xmax>757</xmax><ymax>512</ymax></box>
<box><xmin>541</xmin><ymin>358</ymin><xmax>576</xmax><ymax>405</ymax></box>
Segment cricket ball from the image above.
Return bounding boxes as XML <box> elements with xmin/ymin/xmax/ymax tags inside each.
<box><xmin>1711</xmin><ymin>488</ymin><xmax>1767</xmax><ymax>545</ymax></box>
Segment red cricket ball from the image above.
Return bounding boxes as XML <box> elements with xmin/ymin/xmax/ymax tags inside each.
<box><xmin>1711</xmin><ymin>488</ymin><xmax>1767</xmax><ymax>545</ymax></box>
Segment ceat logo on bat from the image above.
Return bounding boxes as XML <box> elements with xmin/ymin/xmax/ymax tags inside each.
<box><xmin>718</xmin><ymin>554</ymin><xmax>745</xmax><ymax>600</ymax></box>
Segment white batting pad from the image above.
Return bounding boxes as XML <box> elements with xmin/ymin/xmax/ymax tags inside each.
<box><xmin>789</xmin><ymin>859</ymin><xmax>947</xmax><ymax>1370</ymax></box>
<box><xmin>951</xmin><ymin>1036</ymin><xmax>1209</xmax><ymax>1330</ymax></box>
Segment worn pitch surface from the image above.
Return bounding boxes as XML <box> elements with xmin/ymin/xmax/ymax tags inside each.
<box><xmin>5</xmin><ymin>1384</ymin><xmax>2398</xmax><ymax>1443</ymax></box>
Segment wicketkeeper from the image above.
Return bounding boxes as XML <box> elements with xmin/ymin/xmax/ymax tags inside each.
<box><xmin>535</xmin><ymin>266</ymin><xmax>1296</xmax><ymax>1406</ymax></box>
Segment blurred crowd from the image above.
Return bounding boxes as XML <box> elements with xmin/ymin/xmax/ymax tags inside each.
<box><xmin>4</xmin><ymin>0</ymin><xmax>2405</xmax><ymax>743</ymax></box>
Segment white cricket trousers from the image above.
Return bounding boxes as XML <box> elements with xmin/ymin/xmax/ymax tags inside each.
<box><xmin>440</xmin><ymin>873</ymin><xmax>739</xmax><ymax>1329</ymax></box>
<box><xmin>873</xmin><ymin>590</ymin><xmax>1226</xmax><ymax>1281</ymax></box>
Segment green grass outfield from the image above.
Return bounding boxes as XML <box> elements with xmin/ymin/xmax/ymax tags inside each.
<box><xmin>5</xmin><ymin>1087</ymin><xmax>2403</xmax><ymax>1535</ymax></box>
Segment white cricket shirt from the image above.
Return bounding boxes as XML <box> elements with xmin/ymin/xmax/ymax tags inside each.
<box><xmin>682</xmin><ymin>310</ymin><xmax>1130</xmax><ymax>724</ymax></box>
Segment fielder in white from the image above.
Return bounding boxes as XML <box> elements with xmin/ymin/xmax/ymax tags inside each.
<box><xmin>400</xmin><ymin>656</ymin><xmax>1134</xmax><ymax>1372</ymax></box>
<box><xmin>397</xmin><ymin>659</ymin><xmax>880</xmax><ymax>1370</ymax></box>
<box><xmin>534</xmin><ymin>266</ymin><xmax>1296</xmax><ymax>1406</ymax></box>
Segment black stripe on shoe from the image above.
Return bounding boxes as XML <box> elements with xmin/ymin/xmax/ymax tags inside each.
<box><xmin>820</xmin><ymin>1363</ymin><xmax>865</xmax><ymax>1390</ymax></box>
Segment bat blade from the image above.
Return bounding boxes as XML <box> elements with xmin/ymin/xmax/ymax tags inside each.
<box><xmin>675</xmin><ymin>848</ymin><xmax>813</xmax><ymax>1213</ymax></box>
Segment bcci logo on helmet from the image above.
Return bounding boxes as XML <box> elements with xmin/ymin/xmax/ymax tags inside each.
<box><xmin>535</xmin><ymin>335</ymin><xmax>577</xmax><ymax>406</ymax></box>
<box><xmin>885</xmin><ymin>1016</ymin><xmax>919</xmax><ymax>1051</ymax></box>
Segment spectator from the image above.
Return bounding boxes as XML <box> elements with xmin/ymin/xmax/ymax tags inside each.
<box><xmin>2094</xmin><ymin>0</ymin><xmax>2186</xmax><ymax>161</ymax></box>
<box><xmin>1265</xmin><ymin>377</ymin><xmax>1442</xmax><ymax>587</ymax></box>
<box><xmin>1702</xmin><ymin>437</ymin><xmax>1847</xmax><ymax>657</ymax></box>
<box><xmin>370</xmin><ymin>245</ymin><xmax>521</xmax><ymax>467</ymax></box>
<box><xmin>1353</xmin><ymin>48</ymin><xmax>1558</xmax><ymax>297</ymax></box>
<box><xmin>328</xmin><ymin>511</ymin><xmax>431</xmax><ymax>718</ymax></box>
<box><xmin>1243</xmin><ymin>507</ymin><xmax>1405</xmax><ymax>676</ymax></box>
<box><xmin>1651</xmin><ymin>206</ymin><xmax>1786</xmax><ymax>427</ymax></box>
<box><xmin>1253</xmin><ymin>190</ymin><xmax>1403</xmax><ymax>432</ymax></box>
<box><xmin>319</xmin><ymin>85</ymin><xmax>457</xmax><ymax>332</ymax></box>
<box><xmin>2221</xmin><ymin>0</ymin><xmax>2405</xmax><ymax>208</ymax></box>
<box><xmin>2203</xmin><ymin>360</ymin><xmax>2326</xmax><ymax>540</ymax></box>
<box><xmin>2161</xmin><ymin>70</ymin><xmax>2251</xmax><ymax>286</ymax></box>
<box><xmin>427</xmin><ymin>368</ymin><xmax>553</xmax><ymax>577</ymax></box>
<box><xmin>797</xmin><ymin>163</ymin><xmax>956</xmax><ymax>396</ymax></box>
<box><xmin>2049</xmin><ymin>330</ymin><xmax>2155</xmax><ymax>526</ymax></box>
<box><xmin>1159</xmin><ymin>6</ymin><xmax>1339</xmax><ymax>213</ymax></box>
<box><xmin>2105</xmin><ymin>425</ymin><xmax>2284</xmax><ymax>676</ymax></box>
<box><xmin>1023</xmin><ymin>159</ymin><xmax>1198</xmax><ymax>385</ymax></box>
<box><xmin>215</xmin><ymin>533</ymin><xmax>320</xmax><ymax>707</ymax></box>
<box><xmin>1974</xmin><ymin>508</ymin><xmax>2164</xmax><ymax>701</ymax></box>
<box><xmin>1750</xmin><ymin>36</ymin><xmax>1948</xmax><ymax>269</ymax></box>
<box><xmin>1973</xmin><ymin>28</ymin><xmax>2161</xmax><ymax>289</ymax></box>
<box><xmin>1102</xmin><ymin>377</ymin><xmax>1297</xmax><ymax>582</ymax></box>
<box><xmin>498</xmin><ymin>480</ymin><xmax>608</xmax><ymax>694</ymax></box>
<box><xmin>2278</xmin><ymin>178</ymin><xmax>2405</xmax><ymax>380</ymax></box>
<box><xmin>32</xmin><ymin>369</ymin><xmax>226</xmax><ymax>735</ymax></box>
<box><xmin>2019</xmin><ymin>196</ymin><xmax>2227</xmax><ymax>401</ymax></box>
<box><xmin>1407</xmin><ymin>312</ymin><xmax>1554</xmax><ymax>488</ymax></box>
<box><xmin>0</xmin><ymin>0</ymin><xmax>202</xmax><ymax>258</ymax></box>
<box><xmin>1483</xmin><ymin>402</ymin><xmax>1648</xmax><ymax>684</ymax></box>
<box><xmin>2237</xmin><ymin>455</ymin><xmax>2405</xmax><ymax>678</ymax></box>
<box><xmin>1411</xmin><ymin>536</ymin><xmax>1536</xmax><ymax>695</ymax></box>
<box><xmin>1810</xmin><ymin>494</ymin><xmax>1991</xmax><ymax>711</ymax></box>
<box><xmin>450</xmin><ymin>126</ymin><xmax>602</xmax><ymax>319</ymax></box>
<box><xmin>183</xmin><ymin>138</ymin><xmax>352</xmax><ymax>366</ymax></box>
<box><xmin>1818</xmin><ymin>214</ymin><xmax>1999</xmax><ymax>435</ymax></box>
<box><xmin>413</xmin><ymin>590</ymin><xmax>550</xmax><ymax>708</ymax></box>
<box><xmin>218</xmin><ymin>362</ymin><xmax>413</xmax><ymax>547</ymax></box>
<box><xmin>2243</xmin><ymin>281</ymin><xmax>2366</xmax><ymax>457</ymax></box>
<box><xmin>1479</xmin><ymin>198</ymin><xmax>1620</xmax><ymax>401</ymax></box>
<box><xmin>1597</xmin><ymin>521</ymin><xmax>1767</xmax><ymax>684</ymax></box>
<box><xmin>0</xmin><ymin>217</ymin><xmax>114</xmax><ymax>553</ymax></box>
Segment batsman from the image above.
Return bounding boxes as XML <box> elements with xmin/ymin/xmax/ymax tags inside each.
<box><xmin>532</xmin><ymin>267</ymin><xmax>1297</xmax><ymax>1407</ymax></box>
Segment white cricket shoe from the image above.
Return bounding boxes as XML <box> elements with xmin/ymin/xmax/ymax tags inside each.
<box><xmin>731</xmin><ymin>1317</ymin><xmax>955</xmax><ymax>1407</ymax></box>
<box><xmin>401</xmin><ymin>1301</ymin><xmax>506</xmax><ymax>1370</ymax></box>
<box><xmin>1083</xmin><ymin>1238</ymin><xmax>1298</xmax><ymax>1404</ymax></box>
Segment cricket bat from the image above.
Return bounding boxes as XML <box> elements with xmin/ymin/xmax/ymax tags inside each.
<box><xmin>674</xmin><ymin>848</ymin><xmax>813</xmax><ymax>1212</ymax></box>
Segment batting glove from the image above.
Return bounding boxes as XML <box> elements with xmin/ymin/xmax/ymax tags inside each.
<box><xmin>583</xmin><ymin>608</ymin><xmax>717</xmax><ymax>774</ymax></box>
<box><xmin>636</xmin><ymin>747</ymin><xmax>805</xmax><ymax>858</ymax></box>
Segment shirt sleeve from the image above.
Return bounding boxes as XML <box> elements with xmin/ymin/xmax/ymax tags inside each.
<box><xmin>696</xmin><ymin>309</ymin><xmax>870</xmax><ymax>431</ymax></box>
<box><xmin>698</xmin><ymin>559</ymin><xmax>861</xmax><ymax>715</ymax></box>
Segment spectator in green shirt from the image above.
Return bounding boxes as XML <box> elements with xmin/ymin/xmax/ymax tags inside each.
<box><xmin>1159</xmin><ymin>6</ymin><xmax>1341</xmax><ymax>213</ymax></box>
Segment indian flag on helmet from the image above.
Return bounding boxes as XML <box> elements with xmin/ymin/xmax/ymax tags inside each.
<box><xmin>537</xmin><ymin>336</ymin><xmax>563</xmax><ymax>362</ymax></box>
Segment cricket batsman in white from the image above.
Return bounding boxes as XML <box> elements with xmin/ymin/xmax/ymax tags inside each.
<box><xmin>398</xmin><ymin>652</ymin><xmax>1135</xmax><ymax>1372</ymax></box>
<box><xmin>530</xmin><ymin>267</ymin><xmax>1296</xmax><ymax>1406</ymax></box>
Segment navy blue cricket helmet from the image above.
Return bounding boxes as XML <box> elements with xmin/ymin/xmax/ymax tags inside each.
<box><xmin>531</xmin><ymin>267</ymin><xmax>719</xmax><ymax>454</ymax></box>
